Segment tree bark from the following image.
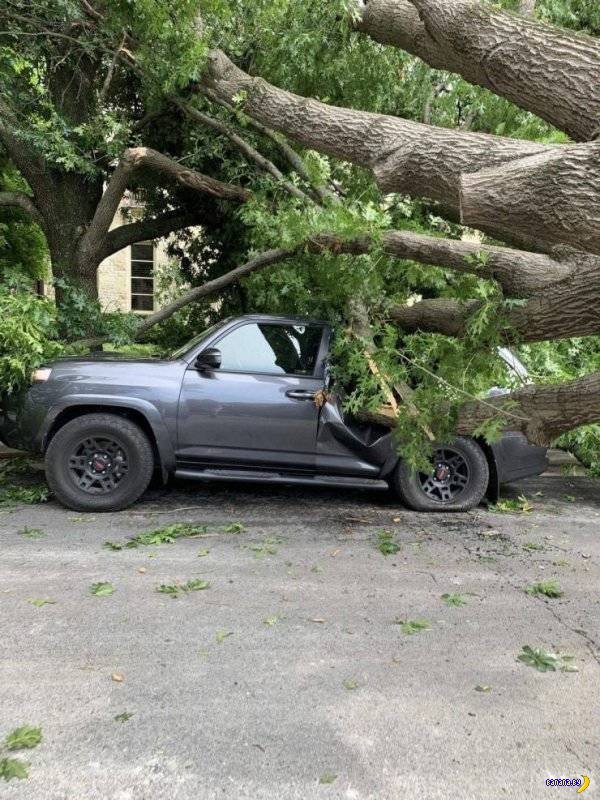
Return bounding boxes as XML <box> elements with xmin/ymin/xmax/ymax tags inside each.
<box><xmin>390</xmin><ymin>255</ymin><xmax>600</xmax><ymax>342</ymax></box>
<box><xmin>356</xmin><ymin>0</ymin><xmax>600</xmax><ymax>141</ymax></box>
<box><xmin>75</xmin><ymin>146</ymin><xmax>251</xmax><ymax>285</ymax></box>
<box><xmin>367</xmin><ymin>372</ymin><xmax>600</xmax><ymax>446</ymax></box>
<box><xmin>309</xmin><ymin>230</ymin><xmax>574</xmax><ymax>297</ymax></box>
<box><xmin>455</xmin><ymin>372</ymin><xmax>600</xmax><ymax>445</ymax></box>
<box><xmin>460</xmin><ymin>143</ymin><xmax>600</xmax><ymax>256</ymax></box>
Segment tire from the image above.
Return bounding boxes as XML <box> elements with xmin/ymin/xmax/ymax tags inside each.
<box><xmin>45</xmin><ymin>413</ymin><xmax>154</xmax><ymax>512</ymax></box>
<box><xmin>391</xmin><ymin>437</ymin><xmax>489</xmax><ymax>512</ymax></box>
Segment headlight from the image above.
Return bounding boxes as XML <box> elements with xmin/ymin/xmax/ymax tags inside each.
<box><xmin>31</xmin><ymin>368</ymin><xmax>52</xmax><ymax>383</ymax></box>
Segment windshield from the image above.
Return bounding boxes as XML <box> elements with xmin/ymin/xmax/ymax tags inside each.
<box><xmin>170</xmin><ymin>321</ymin><xmax>223</xmax><ymax>360</ymax></box>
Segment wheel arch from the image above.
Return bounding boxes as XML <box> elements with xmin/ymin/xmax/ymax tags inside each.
<box><xmin>42</xmin><ymin>400</ymin><xmax>174</xmax><ymax>483</ymax></box>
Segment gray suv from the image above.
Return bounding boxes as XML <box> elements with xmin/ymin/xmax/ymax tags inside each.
<box><xmin>0</xmin><ymin>315</ymin><xmax>547</xmax><ymax>512</ymax></box>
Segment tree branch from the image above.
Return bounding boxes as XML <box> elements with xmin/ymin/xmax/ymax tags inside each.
<box><xmin>389</xmin><ymin>258</ymin><xmax>600</xmax><ymax>342</ymax></box>
<box><xmin>200</xmin><ymin>87</ymin><xmax>339</xmax><ymax>204</ymax></box>
<box><xmin>364</xmin><ymin>371</ymin><xmax>600</xmax><ymax>447</ymax></box>
<box><xmin>309</xmin><ymin>230</ymin><xmax>573</xmax><ymax>296</ymax></box>
<box><xmin>77</xmin><ymin>146</ymin><xmax>250</xmax><ymax>267</ymax></box>
<box><xmin>356</xmin><ymin>0</ymin><xmax>600</xmax><ymax>141</ymax></box>
<box><xmin>74</xmin><ymin>246</ymin><xmax>300</xmax><ymax>349</ymax></box>
<box><xmin>98</xmin><ymin>208</ymin><xmax>210</xmax><ymax>262</ymax></box>
<box><xmin>0</xmin><ymin>191</ymin><xmax>44</xmax><ymax>227</ymax></box>
<box><xmin>174</xmin><ymin>99</ymin><xmax>313</xmax><ymax>204</ymax></box>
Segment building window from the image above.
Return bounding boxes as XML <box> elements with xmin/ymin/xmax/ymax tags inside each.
<box><xmin>130</xmin><ymin>241</ymin><xmax>155</xmax><ymax>312</ymax></box>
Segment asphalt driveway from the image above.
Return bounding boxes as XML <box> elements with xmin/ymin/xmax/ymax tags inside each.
<box><xmin>1</xmin><ymin>474</ymin><xmax>599</xmax><ymax>799</ymax></box>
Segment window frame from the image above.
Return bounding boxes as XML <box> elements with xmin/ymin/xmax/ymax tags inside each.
<box><xmin>130</xmin><ymin>241</ymin><xmax>155</xmax><ymax>313</ymax></box>
<box><xmin>209</xmin><ymin>321</ymin><xmax>329</xmax><ymax>380</ymax></box>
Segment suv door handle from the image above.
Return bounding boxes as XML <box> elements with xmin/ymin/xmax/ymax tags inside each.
<box><xmin>286</xmin><ymin>389</ymin><xmax>317</xmax><ymax>401</ymax></box>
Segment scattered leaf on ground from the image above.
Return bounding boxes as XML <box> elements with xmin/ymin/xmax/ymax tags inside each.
<box><xmin>441</xmin><ymin>593</ymin><xmax>467</xmax><ymax>607</ymax></box>
<box><xmin>526</xmin><ymin>580</ymin><xmax>564</xmax><ymax>598</ymax></box>
<box><xmin>17</xmin><ymin>527</ymin><xmax>44</xmax><ymax>539</ymax></box>
<box><xmin>263</xmin><ymin>615</ymin><xmax>282</xmax><ymax>626</ymax></box>
<box><xmin>114</xmin><ymin>712</ymin><xmax>134</xmax><ymax>722</ymax></box>
<box><xmin>215</xmin><ymin>630</ymin><xmax>233</xmax><ymax>643</ymax></box>
<box><xmin>111</xmin><ymin>673</ymin><xmax>124</xmax><ymax>682</ymax></box>
<box><xmin>27</xmin><ymin>598</ymin><xmax>56</xmax><ymax>608</ymax></box>
<box><xmin>491</xmin><ymin>495</ymin><xmax>533</xmax><ymax>514</ymax></box>
<box><xmin>197</xmin><ymin>549</ymin><xmax>210</xmax><ymax>557</ymax></box>
<box><xmin>319</xmin><ymin>772</ymin><xmax>337</xmax><ymax>785</ymax></box>
<box><xmin>90</xmin><ymin>582</ymin><xmax>115</xmax><ymax>597</ymax></box>
<box><xmin>395</xmin><ymin>618</ymin><xmax>431</xmax><ymax>635</ymax></box>
<box><xmin>342</xmin><ymin>679</ymin><xmax>359</xmax><ymax>690</ymax></box>
<box><xmin>517</xmin><ymin>646</ymin><xmax>560</xmax><ymax>672</ymax></box>
<box><xmin>0</xmin><ymin>757</ymin><xmax>29</xmax><ymax>781</ymax></box>
<box><xmin>5</xmin><ymin>726</ymin><xmax>42</xmax><ymax>750</ymax></box>
<box><xmin>222</xmin><ymin>523</ymin><xmax>245</xmax><ymax>534</ymax></box>
<box><xmin>377</xmin><ymin>530</ymin><xmax>400</xmax><ymax>556</ymax></box>
<box><xmin>474</xmin><ymin>685</ymin><xmax>492</xmax><ymax>693</ymax></box>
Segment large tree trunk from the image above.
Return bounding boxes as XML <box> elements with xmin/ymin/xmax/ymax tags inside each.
<box><xmin>365</xmin><ymin>372</ymin><xmax>600</xmax><ymax>447</ymax></box>
<box><xmin>203</xmin><ymin>50</ymin><xmax>600</xmax><ymax>254</ymax></box>
<box><xmin>355</xmin><ymin>0</ymin><xmax>600</xmax><ymax>141</ymax></box>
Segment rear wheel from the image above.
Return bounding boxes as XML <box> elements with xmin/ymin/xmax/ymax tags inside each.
<box><xmin>45</xmin><ymin>413</ymin><xmax>154</xmax><ymax>512</ymax></box>
<box><xmin>392</xmin><ymin>437</ymin><xmax>489</xmax><ymax>512</ymax></box>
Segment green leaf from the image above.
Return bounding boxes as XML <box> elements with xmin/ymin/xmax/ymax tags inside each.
<box><xmin>517</xmin><ymin>645</ymin><xmax>560</xmax><ymax>672</ymax></box>
<box><xmin>319</xmin><ymin>772</ymin><xmax>337</xmax><ymax>785</ymax></box>
<box><xmin>0</xmin><ymin>757</ymin><xmax>29</xmax><ymax>781</ymax></box>
<box><xmin>525</xmin><ymin>580</ymin><xmax>563</xmax><ymax>598</ymax></box>
<box><xmin>114</xmin><ymin>712</ymin><xmax>134</xmax><ymax>722</ymax></box>
<box><xmin>395</xmin><ymin>618</ymin><xmax>431</xmax><ymax>635</ymax></box>
<box><xmin>342</xmin><ymin>678</ymin><xmax>359</xmax><ymax>690</ymax></box>
<box><xmin>215</xmin><ymin>630</ymin><xmax>233</xmax><ymax>643</ymax></box>
<box><xmin>377</xmin><ymin>530</ymin><xmax>400</xmax><ymax>556</ymax></box>
<box><xmin>441</xmin><ymin>593</ymin><xmax>467</xmax><ymax>607</ymax></box>
<box><xmin>184</xmin><ymin>579</ymin><xmax>211</xmax><ymax>592</ymax></box>
<box><xmin>28</xmin><ymin>598</ymin><xmax>56</xmax><ymax>608</ymax></box>
<box><xmin>222</xmin><ymin>522</ymin><xmax>245</xmax><ymax>534</ymax></box>
<box><xmin>5</xmin><ymin>725</ymin><xmax>42</xmax><ymax>750</ymax></box>
<box><xmin>90</xmin><ymin>582</ymin><xmax>115</xmax><ymax>596</ymax></box>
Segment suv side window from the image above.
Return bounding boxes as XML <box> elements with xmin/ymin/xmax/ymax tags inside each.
<box><xmin>215</xmin><ymin>323</ymin><xmax>323</xmax><ymax>376</ymax></box>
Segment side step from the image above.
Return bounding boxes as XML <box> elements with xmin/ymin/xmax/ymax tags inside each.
<box><xmin>174</xmin><ymin>468</ymin><xmax>389</xmax><ymax>491</ymax></box>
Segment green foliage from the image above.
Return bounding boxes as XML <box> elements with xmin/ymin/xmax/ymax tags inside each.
<box><xmin>0</xmin><ymin>275</ymin><xmax>62</xmax><ymax>397</ymax></box>
<box><xmin>90</xmin><ymin>582</ymin><xmax>115</xmax><ymax>597</ymax></box>
<box><xmin>526</xmin><ymin>580</ymin><xmax>564</xmax><ymax>598</ymax></box>
<box><xmin>0</xmin><ymin>484</ymin><xmax>49</xmax><ymax>507</ymax></box>
<box><xmin>517</xmin><ymin>645</ymin><xmax>577</xmax><ymax>672</ymax></box>
<box><xmin>5</xmin><ymin>727</ymin><xmax>42</xmax><ymax>751</ymax></box>
<box><xmin>156</xmin><ymin>578</ymin><xmax>211</xmax><ymax>597</ymax></box>
<box><xmin>377</xmin><ymin>530</ymin><xmax>400</xmax><ymax>556</ymax></box>
<box><xmin>394</xmin><ymin>618</ymin><xmax>431</xmax><ymax>635</ymax></box>
<box><xmin>441</xmin><ymin>593</ymin><xmax>467</xmax><ymax>607</ymax></box>
<box><xmin>490</xmin><ymin>495</ymin><xmax>534</xmax><ymax>514</ymax></box>
<box><xmin>0</xmin><ymin>757</ymin><xmax>29</xmax><ymax>781</ymax></box>
<box><xmin>105</xmin><ymin>522</ymin><xmax>207</xmax><ymax>550</ymax></box>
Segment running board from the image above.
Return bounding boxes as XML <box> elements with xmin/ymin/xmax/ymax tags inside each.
<box><xmin>174</xmin><ymin>468</ymin><xmax>388</xmax><ymax>491</ymax></box>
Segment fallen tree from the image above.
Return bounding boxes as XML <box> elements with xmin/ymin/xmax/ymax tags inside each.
<box><xmin>2</xmin><ymin>0</ymin><xmax>600</xmax><ymax>454</ymax></box>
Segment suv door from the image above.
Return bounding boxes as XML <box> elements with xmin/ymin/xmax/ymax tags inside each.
<box><xmin>176</xmin><ymin>321</ymin><xmax>327</xmax><ymax>471</ymax></box>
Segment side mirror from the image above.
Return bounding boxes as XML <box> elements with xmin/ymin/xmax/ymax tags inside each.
<box><xmin>195</xmin><ymin>347</ymin><xmax>222</xmax><ymax>371</ymax></box>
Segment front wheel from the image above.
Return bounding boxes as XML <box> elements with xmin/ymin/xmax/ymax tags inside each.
<box><xmin>391</xmin><ymin>437</ymin><xmax>489</xmax><ymax>512</ymax></box>
<box><xmin>45</xmin><ymin>413</ymin><xmax>154</xmax><ymax>512</ymax></box>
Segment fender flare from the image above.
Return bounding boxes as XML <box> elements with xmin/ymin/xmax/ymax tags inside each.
<box><xmin>38</xmin><ymin>395</ymin><xmax>176</xmax><ymax>477</ymax></box>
